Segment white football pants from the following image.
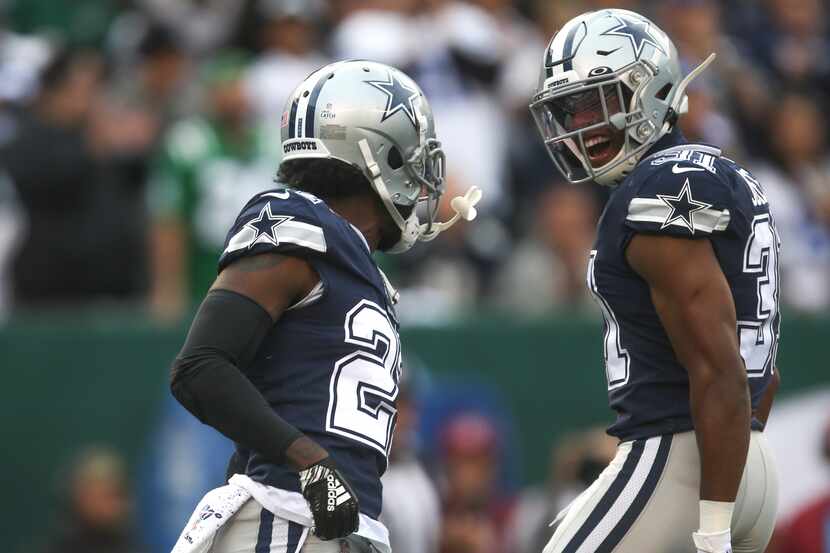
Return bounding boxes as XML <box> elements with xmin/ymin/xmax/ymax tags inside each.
<box><xmin>210</xmin><ymin>498</ymin><xmax>373</xmax><ymax>553</ymax></box>
<box><xmin>543</xmin><ymin>430</ymin><xmax>778</xmax><ymax>553</ymax></box>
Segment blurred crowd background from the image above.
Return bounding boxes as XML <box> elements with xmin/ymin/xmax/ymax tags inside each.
<box><xmin>2</xmin><ymin>0</ymin><xmax>830</xmax><ymax>321</ymax></box>
<box><xmin>0</xmin><ymin>0</ymin><xmax>828</xmax><ymax>552</ymax></box>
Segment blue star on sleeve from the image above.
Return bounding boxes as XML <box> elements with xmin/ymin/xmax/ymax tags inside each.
<box><xmin>218</xmin><ymin>191</ymin><xmax>329</xmax><ymax>272</ymax></box>
<box><xmin>245</xmin><ymin>203</ymin><xmax>293</xmax><ymax>247</ymax></box>
<box><xmin>625</xmin><ymin>170</ymin><xmax>733</xmax><ymax>237</ymax></box>
<box><xmin>656</xmin><ymin>178</ymin><xmax>711</xmax><ymax>234</ymax></box>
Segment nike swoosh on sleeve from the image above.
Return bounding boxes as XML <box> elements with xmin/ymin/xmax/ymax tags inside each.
<box><xmin>671</xmin><ymin>164</ymin><xmax>705</xmax><ymax>174</ymax></box>
<box><xmin>262</xmin><ymin>191</ymin><xmax>291</xmax><ymax>199</ymax></box>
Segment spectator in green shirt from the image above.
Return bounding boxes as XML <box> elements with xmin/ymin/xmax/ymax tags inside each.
<box><xmin>146</xmin><ymin>52</ymin><xmax>282</xmax><ymax>320</ymax></box>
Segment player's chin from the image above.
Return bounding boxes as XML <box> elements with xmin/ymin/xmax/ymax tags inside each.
<box><xmin>378</xmin><ymin>212</ymin><xmax>404</xmax><ymax>252</ymax></box>
<box><xmin>378</xmin><ymin>225</ymin><xmax>402</xmax><ymax>252</ymax></box>
<box><xmin>378</xmin><ymin>204</ymin><xmax>413</xmax><ymax>252</ymax></box>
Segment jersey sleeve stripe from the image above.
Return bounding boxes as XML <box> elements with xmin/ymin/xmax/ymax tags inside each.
<box><xmin>278</xmin><ymin>221</ymin><xmax>328</xmax><ymax>251</ymax></box>
<box><xmin>627</xmin><ymin>198</ymin><xmax>730</xmax><ymax>233</ymax></box>
<box><xmin>224</xmin><ymin>220</ymin><xmax>327</xmax><ymax>255</ymax></box>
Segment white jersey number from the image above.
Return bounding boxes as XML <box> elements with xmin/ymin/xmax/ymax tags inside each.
<box><xmin>326</xmin><ymin>300</ymin><xmax>400</xmax><ymax>457</ymax></box>
<box><xmin>738</xmin><ymin>214</ymin><xmax>780</xmax><ymax>377</ymax></box>
<box><xmin>588</xmin><ymin>250</ymin><xmax>630</xmax><ymax>390</ymax></box>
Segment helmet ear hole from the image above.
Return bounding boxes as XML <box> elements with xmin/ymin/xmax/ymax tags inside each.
<box><xmin>656</xmin><ymin>83</ymin><xmax>672</xmax><ymax>101</ymax></box>
<box><xmin>387</xmin><ymin>146</ymin><xmax>404</xmax><ymax>170</ymax></box>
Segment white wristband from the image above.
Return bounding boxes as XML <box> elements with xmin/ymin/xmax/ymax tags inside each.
<box><xmin>698</xmin><ymin>500</ymin><xmax>734</xmax><ymax>533</ymax></box>
<box><xmin>693</xmin><ymin>528</ymin><xmax>732</xmax><ymax>553</ymax></box>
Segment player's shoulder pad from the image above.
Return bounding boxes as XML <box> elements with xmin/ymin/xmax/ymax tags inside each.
<box><xmin>219</xmin><ymin>188</ymin><xmax>329</xmax><ymax>271</ymax></box>
<box><xmin>623</xmin><ymin>157</ymin><xmax>734</xmax><ymax>238</ymax></box>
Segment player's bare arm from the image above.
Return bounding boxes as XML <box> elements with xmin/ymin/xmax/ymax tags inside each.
<box><xmin>626</xmin><ymin>234</ymin><xmax>751</xmax><ymax>504</ymax></box>
<box><xmin>212</xmin><ymin>252</ymin><xmax>316</xmax><ymax>316</ymax></box>
<box><xmin>753</xmin><ymin>366</ymin><xmax>779</xmax><ymax>427</ymax></box>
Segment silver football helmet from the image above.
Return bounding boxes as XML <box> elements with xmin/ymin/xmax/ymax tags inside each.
<box><xmin>280</xmin><ymin>59</ymin><xmax>480</xmax><ymax>253</ymax></box>
<box><xmin>529</xmin><ymin>9</ymin><xmax>715</xmax><ymax>186</ymax></box>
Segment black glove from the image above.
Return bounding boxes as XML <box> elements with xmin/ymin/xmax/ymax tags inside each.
<box><xmin>298</xmin><ymin>457</ymin><xmax>360</xmax><ymax>540</ymax></box>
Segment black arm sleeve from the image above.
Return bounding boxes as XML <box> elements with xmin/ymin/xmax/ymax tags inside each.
<box><xmin>170</xmin><ymin>289</ymin><xmax>304</xmax><ymax>467</ymax></box>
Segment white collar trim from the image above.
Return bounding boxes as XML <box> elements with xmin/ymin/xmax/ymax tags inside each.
<box><xmin>349</xmin><ymin>222</ymin><xmax>371</xmax><ymax>253</ymax></box>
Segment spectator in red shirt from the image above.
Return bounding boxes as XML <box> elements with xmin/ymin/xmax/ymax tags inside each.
<box><xmin>438</xmin><ymin>413</ymin><xmax>515</xmax><ymax>553</ymax></box>
<box><xmin>777</xmin><ymin>418</ymin><xmax>830</xmax><ymax>553</ymax></box>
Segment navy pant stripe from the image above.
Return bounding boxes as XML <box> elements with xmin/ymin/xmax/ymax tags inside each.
<box><xmin>562</xmin><ymin>439</ymin><xmax>646</xmax><ymax>553</ymax></box>
<box><xmin>286</xmin><ymin>520</ymin><xmax>304</xmax><ymax>553</ymax></box>
<box><xmin>255</xmin><ymin>508</ymin><xmax>274</xmax><ymax>553</ymax></box>
<box><xmin>596</xmin><ymin>434</ymin><xmax>673</xmax><ymax>552</ymax></box>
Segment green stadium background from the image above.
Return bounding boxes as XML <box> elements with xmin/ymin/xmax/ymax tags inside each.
<box><xmin>1</xmin><ymin>312</ymin><xmax>826</xmax><ymax>551</ymax></box>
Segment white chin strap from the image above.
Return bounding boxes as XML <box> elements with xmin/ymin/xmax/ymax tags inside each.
<box><xmin>358</xmin><ymin>139</ymin><xmax>482</xmax><ymax>253</ymax></box>
<box><xmin>385</xmin><ymin>213</ymin><xmax>420</xmax><ymax>254</ymax></box>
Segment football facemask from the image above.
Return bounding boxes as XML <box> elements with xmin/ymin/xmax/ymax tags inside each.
<box><xmin>530</xmin><ymin>69</ymin><xmax>651</xmax><ymax>185</ymax></box>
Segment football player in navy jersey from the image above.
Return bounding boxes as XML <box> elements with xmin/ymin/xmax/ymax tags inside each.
<box><xmin>168</xmin><ymin>60</ymin><xmax>480</xmax><ymax>553</ymax></box>
<box><xmin>529</xmin><ymin>9</ymin><xmax>779</xmax><ymax>553</ymax></box>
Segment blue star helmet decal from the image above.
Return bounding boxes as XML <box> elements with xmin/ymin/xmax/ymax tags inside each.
<box><xmin>600</xmin><ymin>14</ymin><xmax>666</xmax><ymax>60</ymax></box>
<box><xmin>245</xmin><ymin>203</ymin><xmax>293</xmax><ymax>247</ymax></box>
<box><xmin>657</xmin><ymin>178</ymin><xmax>711</xmax><ymax>234</ymax></box>
<box><xmin>365</xmin><ymin>71</ymin><xmax>420</xmax><ymax>129</ymax></box>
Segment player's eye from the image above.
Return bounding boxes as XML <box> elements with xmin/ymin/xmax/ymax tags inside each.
<box><xmin>562</xmin><ymin>90</ymin><xmax>600</xmax><ymax>113</ymax></box>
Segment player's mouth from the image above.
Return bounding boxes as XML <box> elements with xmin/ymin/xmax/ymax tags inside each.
<box><xmin>584</xmin><ymin>130</ymin><xmax>622</xmax><ymax>167</ymax></box>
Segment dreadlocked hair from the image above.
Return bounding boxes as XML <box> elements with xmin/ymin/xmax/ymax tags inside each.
<box><xmin>276</xmin><ymin>158</ymin><xmax>374</xmax><ymax>202</ymax></box>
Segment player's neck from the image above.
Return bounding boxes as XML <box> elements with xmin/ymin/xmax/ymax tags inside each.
<box><xmin>327</xmin><ymin>196</ymin><xmax>384</xmax><ymax>251</ymax></box>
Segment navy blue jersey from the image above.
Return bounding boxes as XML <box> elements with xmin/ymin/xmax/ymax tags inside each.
<box><xmin>217</xmin><ymin>188</ymin><xmax>401</xmax><ymax>520</ymax></box>
<box><xmin>590</xmin><ymin>133</ymin><xmax>780</xmax><ymax>441</ymax></box>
